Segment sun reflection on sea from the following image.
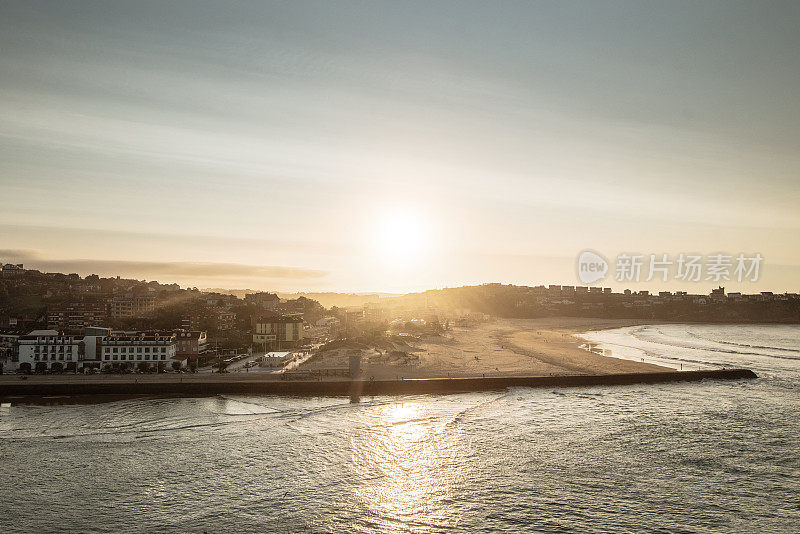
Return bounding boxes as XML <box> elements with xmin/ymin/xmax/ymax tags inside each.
<box><xmin>349</xmin><ymin>401</ymin><xmax>468</xmax><ymax>532</ymax></box>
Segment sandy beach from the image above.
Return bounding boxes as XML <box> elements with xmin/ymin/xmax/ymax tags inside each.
<box><xmin>347</xmin><ymin>317</ymin><xmax>668</xmax><ymax>379</ymax></box>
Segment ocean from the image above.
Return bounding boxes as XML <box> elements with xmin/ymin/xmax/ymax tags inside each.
<box><xmin>1</xmin><ymin>324</ymin><xmax>798</xmax><ymax>533</ymax></box>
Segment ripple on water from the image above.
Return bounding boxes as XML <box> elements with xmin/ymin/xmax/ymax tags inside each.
<box><xmin>1</xmin><ymin>325</ymin><xmax>799</xmax><ymax>533</ymax></box>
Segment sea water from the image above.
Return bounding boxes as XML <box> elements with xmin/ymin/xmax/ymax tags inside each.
<box><xmin>1</xmin><ymin>324</ymin><xmax>798</xmax><ymax>533</ymax></box>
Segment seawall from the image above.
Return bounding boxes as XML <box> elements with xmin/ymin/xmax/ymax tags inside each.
<box><xmin>0</xmin><ymin>369</ymin><xmax>757</xmax><ymax>399</ymax></box>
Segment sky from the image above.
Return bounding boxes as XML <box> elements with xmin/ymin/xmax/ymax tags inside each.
<box><xmin>1</xmin><ymin>1</ymin><xmax>799</xmax><ymax>293</ymax></box>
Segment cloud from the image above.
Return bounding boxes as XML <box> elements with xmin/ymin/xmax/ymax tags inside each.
<box><xmin>0</xmin><ymin>250</ymin><xmax>327</xmax><ymax>280</ymax></box>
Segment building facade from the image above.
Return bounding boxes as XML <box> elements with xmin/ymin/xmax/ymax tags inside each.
<box><xmin>100</xmin><ymin>333</ymin><xmax>180</xmax><ymax>370</ymax></box>
<box><xmin>245</xmin><ymin>292</ymin><xmax>280</xmax><ymax>310</ymax></box>
<box><xmin>174</xmin><ymin>330</ymin><xmax>207</xmax><ymax>363</ymax></box>
<box><xmin>215</xmin><ymin>310</ymin><xmax>236</xmax><ymax>331</ymax></box>
<box><xmin>253</xmin><ymin>315</ymin><xmax>303</xmax><ymax>349</ymax></box>
<box><xmin>181</xmin><ymin>309</ymin><xmax>235</xmax><ymax>332</ymax></box>
<box><xmin>110</xmin><ymin>295</ymin><xmax>157</xmax><ymax>318</ymax></box>
<box><xmin>17</xmin><ymin>330</ymin><xmax>84</xmax><ymax>373</ymax></box>
<box><xmin>0</xmin><ymin>263</ymin><xmax>25</xmax><ymax>277</ymax></box>
<box><xmin>47</xmin><ymin>301</ymin><xmax>108</xmax><ymax>331</ymax></box>
<box><xmin>16</xmin><ymin>330</ymin><xmax>181</xmax><ymax>372</ymax></box>
<box><xmin>260</xmin><ymin>351</ymin><xmax>292</xmax><ymax>368</ymax></box>
<box><xmin>0</xmin><ymin>330</ymin><xmax>21</xmax><ymax>367</ymax></box>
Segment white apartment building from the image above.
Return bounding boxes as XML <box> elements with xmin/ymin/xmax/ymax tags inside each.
<box><xmin>16</xmin><ymin>330</ymin><xmax>182</xmax><ymax>372</ymax></box>
<box><xmin>100</xmin><ymin>333</ymin><xmax>181</xmax><ymax>370</ymax></box>
<box><xmin>17</xmin><ymin>330</ymin><xmax>83</xmax><ymax>373</ymax></box>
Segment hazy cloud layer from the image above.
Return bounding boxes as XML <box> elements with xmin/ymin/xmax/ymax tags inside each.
<box><xmin>0</xmin><ymin>250</ymin><xmax>327</xmax><ymax>281</ymax></box>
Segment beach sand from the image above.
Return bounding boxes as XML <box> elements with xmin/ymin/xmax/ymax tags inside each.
<box><xmin>359</xmin><ymin>317</ymin><xmax>668</xmax><ymax>379</ymax></box>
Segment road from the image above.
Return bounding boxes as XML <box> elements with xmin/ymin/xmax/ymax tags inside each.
<box><xmin>199</xmin><ymin>344</ymin><xmax>322</xmax><ymax>374</ymax></box>
<box><xmin>197</xmin><ymin>352</ymin><xmax>262</xmax><ymax>374</ymax></box>
<box><xmin>283</xmin><ymin>352</ymin><xmax>314</xmax><ymax>370</ymax></box>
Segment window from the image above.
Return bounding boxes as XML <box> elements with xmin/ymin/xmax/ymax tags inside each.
<box><xmin>145</xmin><ymin>354</ymin><xmax>149</xmax><ymax>360</ymax></box>
<box><xmin>161</xmin><ymin>347</ymin><xmax>166</xmax><ymax>353</ymax></box>
<box><xmin>104</xmin><ymin>354</ymin><xmax>110</xmax><ymax>360</ymax></box>
<box><xmin>113</xmin><ymin>348</ymin><xmax>118</xmax><ymax>353</ymax></box>
<box><xmin>160</xmin><ymin>355</ymin><xmax>166</xmax><ymax>361</ymax></box>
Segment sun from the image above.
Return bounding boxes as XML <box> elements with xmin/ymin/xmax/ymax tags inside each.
<box><xmin>372</xmin><ymin>207</ymin><xmax>429</xmax><ymax>268</ymax></box>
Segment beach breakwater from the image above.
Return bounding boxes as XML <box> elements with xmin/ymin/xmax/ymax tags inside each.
<box><xmin>1</xmin><ymin>369</ymin><xmax>757</xmax><ymax>399</ymax></box>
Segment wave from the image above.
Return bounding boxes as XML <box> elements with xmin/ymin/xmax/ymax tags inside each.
<box><xmin>445</xmin><ymin>390</ymin><xmax>512</xmax><ymax>428</ymax></box>
<box><xmin>594</xmin><ymin>337</ymin><xmax>722</xmax><ymax>368</ymax></box>
<box><xmin>0</xmin><ymin>418</ymin><xmax>247</xmax><ymax>442</ymax></box>
<box><xmin>629</xmin><ymin>328</ymin><xmax>800</xmax><ymax>362</ymax></box>
<box><xmin>685</xmin><ymin>330</ymin><xmax>800</xmax><ymax>355</ymax></box>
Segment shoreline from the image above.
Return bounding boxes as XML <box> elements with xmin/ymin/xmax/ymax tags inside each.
<box><xmin>0</xmin><ymin>369</ymin><xmax>757</xmax><ymax>401</ymax></box>
<box><xmin>572</xmin><ymin>321</ymin><xmax>661</xmax><ymax>368</ymax></box>
<box><xmin>351</xmin><ymin>317</ymin><xmax>671</xmax><ymax>380</ymax></box>
<box><xmin>3</xmin><ymin>318</ymin><xmax>759</xmax><ymax>402</ymax></box>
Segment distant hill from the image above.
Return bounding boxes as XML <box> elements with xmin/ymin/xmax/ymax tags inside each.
<box><xmin>201</xmin><ymin>288</ymin><xmax>401</xmax><ymax>309</ymax></box>
<box><xmin>277</xmin><ymin>292</ymin><xmax>401</xmax><ymax>308</ymax></box>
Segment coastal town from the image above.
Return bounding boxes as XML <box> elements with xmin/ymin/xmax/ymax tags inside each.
<box><xmin>2</xmin><ymin>3</ymin><xmax>798</xmax><ymax>532</ymax></box>
<box><xmin>1</xmin><ymin>262</ymin><xmax>798</xmax><ymax>377</ymax></box>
